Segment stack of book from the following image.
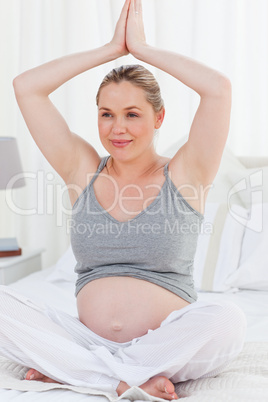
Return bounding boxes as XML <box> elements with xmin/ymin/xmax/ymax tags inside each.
<box><xmin>0</xmin><ymin>238</ymin><xmax>22</xmax><ymax>257</ymax></box>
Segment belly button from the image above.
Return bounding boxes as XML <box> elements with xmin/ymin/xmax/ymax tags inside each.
<box><xmin>112</xmin><ymin>322</ymin><xmax>123</xmax><ymax>331</ymax></box>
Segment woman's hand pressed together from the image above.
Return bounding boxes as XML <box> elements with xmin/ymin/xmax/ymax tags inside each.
<box><xmin>126</xmin><ymin>0</ymin><xmax>147</xmax><ymax>56</ymax></box>
<box><xmin>109</xmin><ymin>0</ymin><xmax>130</xmax><ymax>57</ymax></box>
<box><xmin>109</xmin><ymin>0</ymin><xmax>147</xmax><ymax>58</ymax></box>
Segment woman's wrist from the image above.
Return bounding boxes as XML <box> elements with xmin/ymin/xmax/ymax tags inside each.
<box><xmin>130</xmin><ymin>43</ymin><xmax>150</xmax><ymax>61</ymax></box>
<box><xmin>100</xmin><ymin>43</ymin><xmax>122</xmax><ymax>62</ymax></box>
<box><xmin>105</xmin><ymin>42</ymin><xmax>129</xmax><ymax>61</ymax></box>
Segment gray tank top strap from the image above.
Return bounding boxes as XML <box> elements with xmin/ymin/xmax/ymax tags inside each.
<box><xmin>163</xmin><ymin>159</ymin><xmax>203</xmax><ymax>218</ymax></box>
<box><xmin>96</xmin><ymin>155</ymin><xmax>109</xmax><ymax>175</ymax></box>
<box><xmin>90</xmin><ymin>155</ymin><xmax>110</xmax><ymax>186</ymax></box>
<box><xmin>84</xmin><ymin>155</ymin><xmax>110</xmax><ymax>195</ymax></box>
<box><xmin>72</xmin><ymin>155</ymin><xmax>109</xmax><ymax>210</ymax></box>
<box><xmin>98</xmin><ymin>155</ymin><xmax>110</xmax><ymax>172</ymax></box>
<box><xmin>163</xmin><ymin>161</ymin><xmax>170</xmax><ymax>178</ymax></box>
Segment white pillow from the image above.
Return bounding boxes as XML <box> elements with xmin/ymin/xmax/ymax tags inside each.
<box><xmin>46</xmin><ymin>245</ymin><xmax>77</xmax><ymax>283</ymax></box>
<box><xmin>193</xmin><ymin>203</ymin><xmax>248</xmax><ymax>292</ymax></box>
<box><xmin>227</xmin><ymin>166</ymin><xmax>268</xmax><ymax>208</ymax></box>
<box><xmin>225</xmin><ymin>203</ymin><xmax>268</xmax><ymax>290</ymax></box>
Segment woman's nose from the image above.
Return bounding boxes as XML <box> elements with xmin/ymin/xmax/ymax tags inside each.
<box><xmin>112</xmin><ymin>117</ymin><xmax>127</xmax><ymax>135</ymax></box>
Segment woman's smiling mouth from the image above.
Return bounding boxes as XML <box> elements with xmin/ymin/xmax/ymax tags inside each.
<box><xmin>111</xmin><ymin>140</ymin><xmax>133</xmax><ymax>148</ymax></box>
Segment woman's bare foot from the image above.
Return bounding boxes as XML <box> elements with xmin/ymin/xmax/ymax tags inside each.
<box><xmin>117</xmin><ymin>376</ymin><xmax>178</xmax><ymax>400</ymax></box>
<box><xmin>26</xmin><ymin>370</ymin><xmax>178</xmax><ymax>399</ymax></box>
<box><xmin>25</xmin><ymin>368</ymin><xmax>61</xmax><ymax>384</ymax></box>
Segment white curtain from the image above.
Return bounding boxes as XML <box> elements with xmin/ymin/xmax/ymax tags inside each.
<box><xmin>0</xmin><ymin>0</ymin><xmax>268</xmax><ymax>267</ymax></box>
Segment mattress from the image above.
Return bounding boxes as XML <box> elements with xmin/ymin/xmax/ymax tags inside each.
<box><xmin>0</xmin><ymin>267</ymin><xmax>268</xmax><ymax>401</ymax></box>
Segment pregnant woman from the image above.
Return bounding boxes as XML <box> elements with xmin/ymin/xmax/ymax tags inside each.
<box><xmin>0</xmin><ymin>0</ymin><xmax>246</xmax><ymax>400</ymax></box>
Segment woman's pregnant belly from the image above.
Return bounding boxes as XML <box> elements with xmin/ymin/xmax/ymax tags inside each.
<box><xmin>77</xmin><ymin>277</ymin><xmax>190</xmax><ymax>343</ymax></box>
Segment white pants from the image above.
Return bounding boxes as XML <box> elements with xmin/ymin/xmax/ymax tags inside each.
<box><xmin>0</xmin><ymin>285</ymin><xmax>247</xmax><ymax>394</ymax></box>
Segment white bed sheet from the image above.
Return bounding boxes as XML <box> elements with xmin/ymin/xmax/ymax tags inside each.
<box><xmin>0</xmin><ymin>267</ymin><xmax>268</xmax><ymax>401</ymax></box>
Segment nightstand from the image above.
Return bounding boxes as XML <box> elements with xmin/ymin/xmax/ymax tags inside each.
<box><xmin>0</xmin><ymin>248</ymin><xmax>44</xmax><ymax>285</ymax></box>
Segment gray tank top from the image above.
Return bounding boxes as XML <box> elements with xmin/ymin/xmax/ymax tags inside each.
<box><xmin>70</xmin><ymin>156</ymin><xmax>204</xmax><ymax>303</ymax></box>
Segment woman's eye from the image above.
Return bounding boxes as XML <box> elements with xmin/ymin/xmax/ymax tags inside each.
<box><xmin>102</xmin><ymin>113</ymin><xmax>112</xmax><ymax>118</ymax></box>
<box><xmin>128</xmin><ymin>113</ymin><xmax>138</xmax><ymax>118</ymax></box>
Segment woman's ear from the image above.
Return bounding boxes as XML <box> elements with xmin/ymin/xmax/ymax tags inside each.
<box><xmin>155</xmin><ymin>108</ymin><xmax>165</xmax><ymax>129</ymax></box>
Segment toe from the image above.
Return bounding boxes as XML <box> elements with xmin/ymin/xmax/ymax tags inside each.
<box><xmin>25</xmin><ymin>369</ymin><xmax>35</xmax><ymax>380</ymax></box>
<box><xmin>163</xmin><ymin>381</ymin><xmax>178</xmax><ymax>400</ymax></box>
<box><xmin>25</xmin><ymin>368</ymin><xmax>44</xmax><ymax>381</ymax></box>
<box><xmin>157</xmin><ymin>377</ymin><xmax>178</xmax><ymax>400</ymax></box>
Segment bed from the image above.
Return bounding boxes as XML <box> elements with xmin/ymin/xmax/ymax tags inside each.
<box><xmin>0</xmin><ymin>146</ymin><xmax>268</xmax><ymax>401</ymax></box>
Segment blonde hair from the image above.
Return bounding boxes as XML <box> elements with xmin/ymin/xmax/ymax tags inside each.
<box><xmin>96</xmin><ymin>65</ymin><xmax>164</xmax><ymax>113</ymax></box>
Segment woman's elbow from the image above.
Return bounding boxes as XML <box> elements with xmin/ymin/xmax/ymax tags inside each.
<box><xmin>201</xmin><ymin>73</ymin><xmax>232</xmax><ymax>99</ymax></box>
<box><xmin>217</xmin><ymin>74</ymin><xmax>232</xmax><ymax>98</ymax></box>
<box><xmin>13</xmin><ymin>74</ymin><xmax>27</xmax><ymax>98</ymax></box>
<box><xmin>13</xmin><ymin>71</ymin><xmax>38</xmax><ymax>98</ymax></box>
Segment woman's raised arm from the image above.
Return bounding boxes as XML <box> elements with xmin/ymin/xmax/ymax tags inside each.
<box><xmin>127</xmin><ymin>0</ymin><xmax>232</xmax><ymax>188</ymax></box>
<box><xmin>13</xmin><ymin>0</ymin><xmax>130</xmax><ymax>185</ymax></box>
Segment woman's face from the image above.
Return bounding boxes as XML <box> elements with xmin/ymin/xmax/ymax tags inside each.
<box><xmin>97</xmin><ymin>81</ymin><xmax>164</xmax><ymax>161</ymax></box>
